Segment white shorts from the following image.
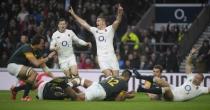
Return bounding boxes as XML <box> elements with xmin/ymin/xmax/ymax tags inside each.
<box><xmin>7</xmin><ymin>63</ymin><xmax>23</xmax><ymax>77</ymax></box>
<box><xmin>59</xmin><ymin>55</ymin><xmax>77</xmax><ymax>71</ymax></box>
<box><xmin>97</xmin><ymin>54</ymin><xmax>119</xmax><ymax>71</ymax></box>
<box><xmin>85</xmin><ymin>82</ymin><xmax>106</xmax><ymax>101</ymax></box>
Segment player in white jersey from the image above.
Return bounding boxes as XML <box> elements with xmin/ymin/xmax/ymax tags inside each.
<box><xmin>50</xmin><ymin>18</ymin><xmax>91</xmax><ymax>78</ymax></box>
<box><xmin>134</xmin><ymin>48</ymin><xmax>210</xmax><ymax>101</ymax></box>
<box><xmin>69</xmin><ymin>4</ymin><xmax>123</xmax><ymax>77</ymax></box>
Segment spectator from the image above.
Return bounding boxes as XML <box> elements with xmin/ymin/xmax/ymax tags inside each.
<box><xmin>0</xmin><ymin>51</ymin><xmax>8</xmax><ymax>67</ymax></box>
<box><xmin>121</xmin><ymin>26</ymin><xmax>140</xmax><ymax>50</ymax></box>
<box><xmin>16</xmin><ymin>35</ymin><xmax>29</xmax><ymax>48</ymax></box>
<box><xmin>165</xmin><ymin>46</ymin><xmax>179</xmax><ymax>72</ymax></box>
<box><xmin>195</xmin><ymin>39</ymin><xmax>210</xmax><ymax>73</ymax></box>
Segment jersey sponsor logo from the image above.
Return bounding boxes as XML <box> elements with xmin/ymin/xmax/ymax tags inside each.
<box><xmin>61</xmin><ymin>41</ymin><xmax>70</xmax><ymax>47</ymax></box>
<box><xmin>98</xmin><ymin>36</ymin><xmax>106</xmax><ymax>42</ymax></box>
<box><xmin>184</xmin><ymin>85</ymin><xmax>191</xmax><ymax>94</ymax></box>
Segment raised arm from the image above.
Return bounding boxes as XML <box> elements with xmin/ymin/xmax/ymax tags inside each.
<box><xmin>69</xmin><ymin>7</ymin><xmax>91</xmax><ymax>31</ymax></box>
<box><xmin>185</xmin><ymin>48</ymin><xmax>197</xmax><ymax>74</ymax></box>
<box><xmin>112</xmin><ymin>4</ymin><xmax>123</xmax><ymax>31</ymax></box>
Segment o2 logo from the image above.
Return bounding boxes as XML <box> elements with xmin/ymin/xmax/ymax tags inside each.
<box><xmin>174</xmin><ymin>8</ymin><xmax>187</xmax><ymax>22</ymax></box>
<box><xmin>61</xmin><ymin>41</ymin><xmax>70</xmax><ymax>47</ymax></box>
<box><xmin>98</xmin><ymin>36</ymin><xmax>106</xmax><ymax>42</ymax></box>
<box><xmin>184</xmin><ymin>85</ymin><xmax>192</xmax><ymax>95</ymax></box>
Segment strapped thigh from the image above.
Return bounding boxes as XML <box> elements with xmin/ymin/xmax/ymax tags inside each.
<box><xmin>18</xmin><ymin>66</ymin><xmax>36</xmax><ymax>79</ymax></box>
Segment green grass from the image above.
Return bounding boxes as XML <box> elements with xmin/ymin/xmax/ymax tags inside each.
<box><xmin>0</xmin><ymin>90</ymin><xmax>210</xmax><ymax>110</ymax></box>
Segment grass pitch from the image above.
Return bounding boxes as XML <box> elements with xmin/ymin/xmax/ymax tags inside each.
<box><xmin>0</xmin><ymin>90</ymin><xmax>210</xmax><ymax>110</ymax></box>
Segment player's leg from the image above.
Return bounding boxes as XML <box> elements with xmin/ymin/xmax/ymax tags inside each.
<box><xmin>112</xmin><ymin>70</ymin><xmax>119</xmax><ymax>77</ymax></box>
<box><xmin>18</xmin><ymin>66</ymin><xmax>37</xmax><ymax>101</ymax></box>
<box><xmin>98</xmin><ymin>56</ymin><xmax>113</xmax><ymax>77</ymax></box>
<box><xmin>60</xmin><ymin>61</ymin><xmax>75</xmax><ymax>78</ymax></box>
<box><xmin>133</xmin><ymin>69</ymin><xmax>170</xmax><ymax>87</ymax></box>
<box><xmin>68</xmin><ymin>56</ymin><xmax>79</xmax><ymax>78</ymax></box>
<box><xmin>102</xmin><ymin>69</ymin><xmax>113</xmax><ymax>77</ymax></box>
<box><xmin>83</xmin><ymin>82</ymin><xmax>106</xmax><ymax>101</ymax></box>
<box><xmin>82</xmin><ymin>79</ymin><xmax>93</xmax><ymax>88</ymax></box>
<box><xmin>69</xmin><ymin>65</ymin><xmax>79</xmax><ymax>78</ymax></box>
<box><xmin>63</xmin><ymin>69</ymin><xmax>71</xmax><ymax>77</ymax></box>
<box><xmin>7</xmin><ymin>64</ymin><xmax>36</xmax><ymax>100</ymax></box>
<box><xmin>111</xmin><ymin>55</ymin><xmax>120</xmax><ymax>77</ymax></box>
<box><xmin>137</xmin><ymin>86</ymin><xmax>173</xmax><ymax>101</ymax></box>
<box><xmin>162</xmin><ymin>87</ymin><xmax>174</xmax><ymax>101</ymax></box>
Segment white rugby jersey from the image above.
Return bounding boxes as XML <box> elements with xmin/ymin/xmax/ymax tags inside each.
<box><xmin>172</xmin><ymin>74</ymin><xmax>208</xmax><ymax>101</ymax></box>
<box><xmin>50</xmin><ymin>29</ymin><xmax>87</xmax><ymax>63</ymax></box>
<box><xmin>90</xmin><ymin>25</ymin><xmax>115</xmax><ymax>56</ymax></box>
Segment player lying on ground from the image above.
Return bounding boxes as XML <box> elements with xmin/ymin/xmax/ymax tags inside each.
<box><xmin>143</xmin><ymin>65</ymin><xmax>163</xmax><ymax>100</ymax></box>
<box><xmin>37</xmin><ymin>70</ymin><xmax>135</xmax><ymax>101</ymax></box>
<box><xmin>133</xmin><ymin>48</ymin><xmax>210</xmax><ymax>101</ymax></box>
<box><xmin>7</xmin><ymin>36</ymin><xmax>55</xmax><ymax>101</ymax></box>
<box><xmin>69</xmin><ymin>4</ymin><xmax>123</xmax><ymax>77</ymax></box>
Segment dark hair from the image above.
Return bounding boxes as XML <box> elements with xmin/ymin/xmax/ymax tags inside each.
<box><xmin>197</xmin><ymin>73</ymin><xmax>204</xmax><ymax>81</ymax></box>
<box><xmin>57</xmin><ymin>18</ymin><xmax>66</xmax><ymax>24</ymax></box>
<box><xmin>121</xmin><ymin>69</ymin><xmax>132</xmax><ymax>78</ymax></box>
<box><xmin>97</xmin><ymin>15</ymin><xmax>106</xmax><ymax>22</ymax></box>
<box><xmin>153</xmin><ymin>65</ymin><xmax>163</xmax><ymax>73</ymax></box>
<box><xmin>31</xmin><ymin>36</ymin><xmax>45</xmax><ymax>45</ymax></box>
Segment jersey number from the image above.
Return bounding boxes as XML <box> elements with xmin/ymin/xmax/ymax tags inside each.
<box><xmin>107</xmin><ymin>78</ymin><xmax>119</xmax><ymax>87</ymax></box>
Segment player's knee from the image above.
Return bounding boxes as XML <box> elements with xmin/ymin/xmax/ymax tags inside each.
<box><xmin>103</xmin><ymin>69</ymin><xmax>112</xmax><ymax>77</ymax></box>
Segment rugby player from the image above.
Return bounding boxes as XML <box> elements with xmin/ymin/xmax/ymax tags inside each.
<box><xmin>69</xmin><ymin>4</ymin><xmax>123</xmax><ymax>77</ymax></box>
<box><xmin>7</xmin><ymin>36</ymin><xmax>55</xmax><ymax>101</ymax></box>
<box><xmin>37</xmin><ymin>70</ymin><xmax>135</xmax><ymax>101</ymax></box>
<box><xmin>134</xmin><ymin>48</ymin><xmax>210</xmax><ymax>101</ymax></box>
<box><xmin>50</xmin><ymin>18</ymin><xmax>91</xmax><ymax>78</ymax></box>
<box><xmin>143</xmin><ymin>65</ymin><xmax>163</xmax><ymax>100</ymax></box>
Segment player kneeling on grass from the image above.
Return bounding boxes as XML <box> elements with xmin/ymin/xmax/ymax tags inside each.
<box><xmin>37</xmin><ymin>70</ymin><xmax>135</xmax><ymax>101</ymax></box>
<box><xmin>7</xmin><ymin>36</ymin><xmax>55</xmax><ymax>101</ymax></box>
<box><xmin>133</xmin><ymin>48</ymin><xmax>210</xmax><ymax>101</ymax></box>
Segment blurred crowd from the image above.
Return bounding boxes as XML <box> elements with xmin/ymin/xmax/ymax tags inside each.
<box><xmin>1</xmin><ymin>0</ymin><xmax>205</xmax><ymax>72</ymax></box>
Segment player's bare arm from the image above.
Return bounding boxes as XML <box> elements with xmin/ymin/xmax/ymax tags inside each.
<box><xmin>112</xmin><ymin>4</ymin><xmax>123</xmax><ymax>31</ymax></box>
<box><xmin>125</xmin><ymin>91</ymin><xmax>135</xmax><ymax>99</ymax></box>
<box><xmin>24</xmin><ymin>52</ymin><xmax>49</xmax><ymax>67</ymax></box>
<box><xmin>40</xmin><ymin>63</ymin><xmax>54</xmax><ymax>78</ymax></box>
<box><xmin>69</xmin><ymin>7</ymin><xmax>91</xmax><ymax>31</ymax></box>
<box><xmin>185</xmin><ymin>48</ymin><xmax>197</xmax><ymax>74</ymax></box>
<box><xmin>115</xmin><ymin>91</ymin><xmax>127</xmax><ymax>101</ymax></box>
